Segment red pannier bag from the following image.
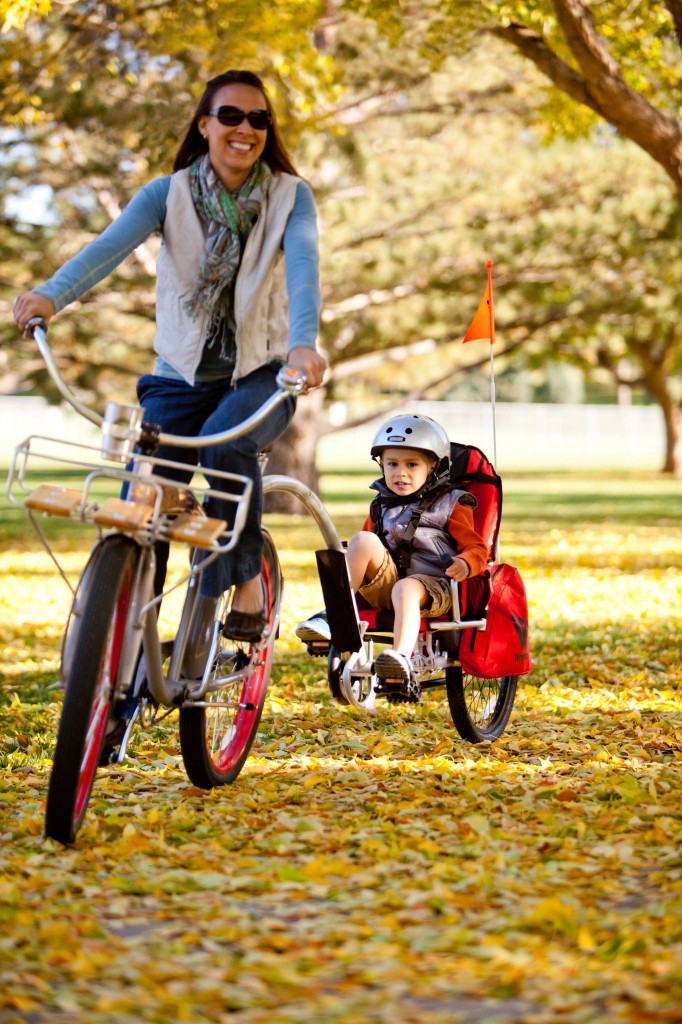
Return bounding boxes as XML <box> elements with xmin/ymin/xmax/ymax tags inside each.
<box><xmin>459</xmin><ymin>564</ymin><xmax>532</xmax><ymax>678</ymax></box>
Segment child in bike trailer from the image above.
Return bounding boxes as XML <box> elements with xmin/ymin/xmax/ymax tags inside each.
<box><xmin>296</xmin><ymin>414</ymin><xmax>488</xmax><ymax>697</ymax></box>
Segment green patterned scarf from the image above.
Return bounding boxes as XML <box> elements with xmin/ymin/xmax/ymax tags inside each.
<box><xmin>184</xmin><ymin>154</ymin><xmax>270</xmax><ymax>349</ymax></box>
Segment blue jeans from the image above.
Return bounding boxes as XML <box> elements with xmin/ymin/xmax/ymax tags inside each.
<box><xmin>136</xmin><ymin>362</ymin><xmax>295</xmax><ymax>597</ymax></box>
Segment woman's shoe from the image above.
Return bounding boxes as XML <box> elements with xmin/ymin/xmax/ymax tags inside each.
<box><xmin>222</xmin><ymin>608</ymin><xmax>268</xmax><ymax>643</ymax></box>
<box><xmin>222</xmin><ymin>578</ymin><xmax>268</xmax><ymax>643</ymax></box>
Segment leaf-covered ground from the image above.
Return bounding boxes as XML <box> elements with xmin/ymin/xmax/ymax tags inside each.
<box><xmin>1</xmin><ymin>473</ymin><xmax>681</xmax><ymax>1023</ymax></box>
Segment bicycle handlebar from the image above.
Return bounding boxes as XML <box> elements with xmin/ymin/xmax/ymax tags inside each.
<box><xmin>25</xmin><ymin>317</ymin><xmax>307</xmax><ymax>451</ymax></box>
<box><xmin>29</xmin><ymin>318</ymin><xmax>104</xmax><ymax>428</ymax></box>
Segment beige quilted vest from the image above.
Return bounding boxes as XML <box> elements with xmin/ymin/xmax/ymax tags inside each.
<box><xmin>154</xmin><ymin>167</ymin><xmax>299</xmax><ymax>385</ymax></box>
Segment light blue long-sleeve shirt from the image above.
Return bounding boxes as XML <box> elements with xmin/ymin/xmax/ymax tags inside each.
<box><xmin>35</xmin><ymin>175</ymin><xmax>321</xmax><ymax>378</ymax></box>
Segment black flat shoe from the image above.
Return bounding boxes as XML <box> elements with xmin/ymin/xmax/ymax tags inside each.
<box><xmin>222</xmin><ymin>607</ymin><xmax>268</xmax><ymax>643</ymax></box>
<box><xmin>223</xmin><ymin>576</ymin><xmax>270</xmax><ymax>643</ymax></box>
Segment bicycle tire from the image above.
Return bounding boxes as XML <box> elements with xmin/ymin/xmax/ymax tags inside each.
<box><xmin>327</xmin><ymin>646</ymin><xmax>349</xmax><ymax>705</ymax></box>
<box><xmin>179</xmin><ymin>528</ymin><xmax>282</xmax><ymax>788</ymax></box>
<box><xmin>45</xmin><ymin>535</ymin><xmax>138</xmax><ymax>844</ymax></box>
<box><xmin>60</xmin><ymin>540</ymin><xmax>103</xmax><ymax>683</ymax></box>
<box><xmin>445</xmin><ymin>665</ymin><xmax>518</xmax><ymax>743</ymax></box>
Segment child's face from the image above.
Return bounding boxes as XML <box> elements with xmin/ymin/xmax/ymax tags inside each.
<box><xmin>380</xmin><ymin>447</ymin><xmax>436</xmax><ymax>496</ymax></box>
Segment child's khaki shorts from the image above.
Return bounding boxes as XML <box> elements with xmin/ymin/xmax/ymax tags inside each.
<box><xmin>358</xmin><ymin>548</ymin><xmax>453</xmax><ymax>617</ymax></box>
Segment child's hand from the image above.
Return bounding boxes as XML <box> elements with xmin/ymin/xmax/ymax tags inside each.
<box><xmin>445</xmin><ymin>557</ymin><xmax>469</xmax><ymax>581</ymax></box>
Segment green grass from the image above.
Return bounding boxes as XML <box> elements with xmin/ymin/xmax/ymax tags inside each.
<box><xmin>2</xmin><ymin>465</ymin><xmax>680</xmax><ymax>561</ymax></box>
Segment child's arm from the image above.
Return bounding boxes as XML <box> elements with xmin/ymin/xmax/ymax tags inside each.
<box><xmin>445</xmin><ymin>503</ymin><xmax>488</xmax><ymax>579</ymax></box>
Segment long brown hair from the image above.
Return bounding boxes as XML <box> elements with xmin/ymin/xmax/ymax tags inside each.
<box><xmin>173</xmin><ymin>69</ymin><xmax>300</xmax><ymax>177</ymax></box>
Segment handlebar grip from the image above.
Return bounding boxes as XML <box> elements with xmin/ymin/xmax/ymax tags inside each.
<box><xmin>26</xmin><ymin>317</ymin><xmax>48</xmax><ymax>336</ymax></box>
<box><xmin>276</xmin><ymin>365</ymin><xmax>307</xmax><ymax>392</ymax></box>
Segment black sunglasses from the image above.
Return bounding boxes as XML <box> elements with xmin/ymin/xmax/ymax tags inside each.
<box><xmin>206</xmin><ymin>106</ymin><xmax>272</xmax><ymax>130</ymax></box>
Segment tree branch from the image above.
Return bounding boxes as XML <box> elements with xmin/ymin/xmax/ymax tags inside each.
<box><xmin>329</xmin><ymin>338</ymin><xmax>438</xmax><ymax>380</ymax></box>
<box><xmin>663</xmin><ymin>0</ymin><xmax>682</xmax><ymax>48</ymax></box>
<box><xmin>489</xmin><ymin>2</ymin><xmax>682</xmax><ymax>201</ymax></box>
<box><xmin>322</xmin><ymin>283</ymin><xmax>418</xmax><ymax>322</ymax></box>
<box><xmin>334</xmin><ymin>192</ymin><xmax>475</xmax><ymax>250</ymax></box>
<box><xmin>489</xmin><ymin>21</ymin><xmax>600</xmax><ymax>112</ymax></box>
<box><xmin>326</xmin><ymin>80</ymin><xmax>518</xmax><ymax>128</ymax></box>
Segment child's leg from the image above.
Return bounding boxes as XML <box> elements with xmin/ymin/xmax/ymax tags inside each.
<box><xmin>375</xmin><ymin>577</ymin><xmax>428</xmax><ymax>696</ymax></box>
<box><xmin>391</xmin><ymin>577</ymin><xmax>430</xmax><ymax>656</ymax></box>
<box><xmin>346</xmin><ymin>531</ymin><xmax>389</xmax><ymax>591</ymax></box>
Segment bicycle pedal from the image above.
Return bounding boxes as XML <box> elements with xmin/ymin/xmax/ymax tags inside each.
<box><xmin>306</xmin><ymin>642</ymin><xmax>330</xmax><ymax>657</ymax></box>
<box><xmin>375</xmin><ymin>677</ymin><xmax>421</xmax><ymax>704</ymax></box>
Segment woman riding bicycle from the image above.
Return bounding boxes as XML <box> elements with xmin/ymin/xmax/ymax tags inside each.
<box><xmin>13</xmin><ymin>68</ymin><xmax>327</xmax><ymax>645</ymax></box>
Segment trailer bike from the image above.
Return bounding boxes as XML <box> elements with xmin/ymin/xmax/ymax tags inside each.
<box><xmin>300</xmin><ymin>442</ymin><xmax>532</xmax><ymax>741</ymax></box>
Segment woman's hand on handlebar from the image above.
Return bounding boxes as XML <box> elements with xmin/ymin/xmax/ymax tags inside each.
<box><xmin>287</xmin><ymin>346</ymin><xmax>328</xmax><ymax>391</ymax></box>
<box><xmin>13</xmin><ymin>292</ymin><xmax>55</xmax><ymax>334</ymax></box>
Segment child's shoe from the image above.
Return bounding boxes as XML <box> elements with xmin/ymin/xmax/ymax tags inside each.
<box><xmin>375</xmin><ymin>649</ymin><xmax>421</xmax><ymax>703</ymax></box>
<box><xmin>375</xmin><ymin>648</ymin><xmax>411</xmax><ymax>681</ymax></box>
<box><xmin>295</xmin><ymin>611</ymin><xmax>330</xmax><ymax>645</ymax></box>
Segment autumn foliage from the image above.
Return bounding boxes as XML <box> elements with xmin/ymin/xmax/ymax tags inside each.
<box><xmin>0</xmin><ymin>472</ymin><xmax>681</xmax><ymax>1021</ymax></box>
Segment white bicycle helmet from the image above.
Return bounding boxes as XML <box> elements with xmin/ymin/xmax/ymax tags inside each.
<box><xmin>370</xmin><ymin>414</ymin><xmax>450</xmax><ymax>470</ymax></box>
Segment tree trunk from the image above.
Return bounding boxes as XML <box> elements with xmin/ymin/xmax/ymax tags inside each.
<box><xmin>659</xmin><ymin>398</ymin><xmax>682</xmax><ymax>478</ymax></box>
<box><xmin>263</xmin><ymin>389</ymin><xmax>325</xmax><ymax>513</ymax></box>
<box><xmin>640</xmin><ymin>359</ymin><xmax>682</xmax><ymax>477</ymax></box>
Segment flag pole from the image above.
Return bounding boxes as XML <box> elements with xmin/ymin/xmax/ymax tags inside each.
<box><xmin>486</xmin><ymin>260</ymin><xmax>497</xmax><ymax>470</ymax></box>
<box><xmin>462</xmin><ymin>261</ymin><xmax>500</xmax><ymax>561</ymax></box>
<box><xmin>485</xmin><ymin>261</ymin><xmax>501</xmax><ymax>563</ymax></box>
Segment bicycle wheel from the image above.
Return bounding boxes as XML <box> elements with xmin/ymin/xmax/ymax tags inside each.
<box><xmin>329</xmin><ymin>645</ymin><xmax>377</xmax><ymax>709</ymax></box>
<box><xmin>45</xmin><ymin>535</ymin><xmax>139</xmax><ymax>844</ymax></box>
<box><xmin>445</xmin><ymin>665</ymin><xmax>518</xmax><ymax>743</ymax></box>
<box><xmin>327</xmin><ymin>646</ymin><xmax>349</xmax><ymax>705</ymax></box>
<box><xmin>61</xmin><ymin>540</ymin><xmax>103</xmax><ymax>683</ymax></box>
<box><xmin>179</xmin><ymin>528</ymin><xmax>282</xmax><ymax>788</ymax></box>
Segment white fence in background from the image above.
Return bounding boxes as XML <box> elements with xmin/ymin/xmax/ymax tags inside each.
<box><xmin>318</xmin><ymin>401</ymin><xmax>666</xmax><ymax>472</ymax></box>
<box><xmin>0</xmin><ymin>396</ymin><xmax>666</xmax><ymax>473</ymax></box>
<box><xmin>1</xmin><ymin>397</ymin><xmax>100</xmax><ymax>468</ymax></box>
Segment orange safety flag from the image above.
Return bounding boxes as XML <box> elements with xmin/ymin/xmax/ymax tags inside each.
<box><xmin>462</xmin><ymin>261</ymin><xmax>495</xmax><ymax>345</ymax></box>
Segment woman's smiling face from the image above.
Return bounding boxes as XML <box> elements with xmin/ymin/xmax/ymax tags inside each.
<box><xmin>198</xmin><ymin>82</ymin><xmax>269</xmax><ymax>190</ymax></box>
